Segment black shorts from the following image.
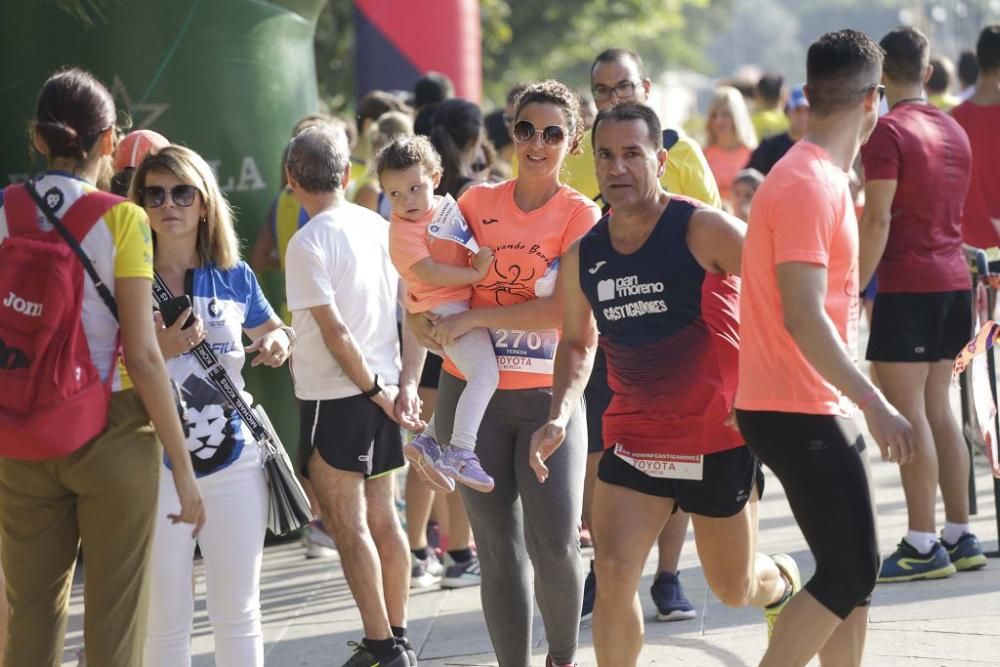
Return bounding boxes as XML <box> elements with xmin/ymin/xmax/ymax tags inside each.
<box><xmin>419</xmin><ymin>351</ymin><xmax>443</xmax><ymax>389</ymax></box>
<box><xmin>298</xmin><ymin>394</ymin><xmax>404</xmax><ymax>478</ymax></box>
<box><xmin>866</xmin><ymin>290</ymin><xmax>971</xmax><ymax>362</ymax></box>
<box><xmin>584</xmin><ymin>348</ymin><xmax>613</xmax><ymax>455</ymax></box>
<box><xmin>736</xmin><ymin>410</ymin><xmax>878</xmax><ymax>619</ymax></box>
<box><xmin>597</xmin><ymin>445</ymin><xmax>764</xmax><ymax>518</ymax></box>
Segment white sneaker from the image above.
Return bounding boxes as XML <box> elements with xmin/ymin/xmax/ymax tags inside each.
<box><xmin>411</xmin><ymin>551</ymin><xmax>444</xmax><ymax>588</ymax></box>
<box><xmin>440</xmin><ymin>553</ymin><xmax>481</xmax><ymax>589</ymax></box>
<box><xmin>303</xmin><ymin>522</ymin><xmax>336</xmax><ymax>559</ymax></box>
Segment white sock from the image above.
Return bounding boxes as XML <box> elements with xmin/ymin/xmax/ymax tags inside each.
<box><xmin>941</xmin><ymin>522</ymin><xmax>970</xmax><ymax>545</ymax></box>
<box><xmin>905</xmin><ymin>530</ymin><xmax>938</xmax><ymax>555</ymax></box>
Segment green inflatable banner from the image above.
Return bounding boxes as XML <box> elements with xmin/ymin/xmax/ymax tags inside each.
<box><xmin>0</xmin><ymin>0</ymin><xmax>328</xmax><ymax>460</ymax></box>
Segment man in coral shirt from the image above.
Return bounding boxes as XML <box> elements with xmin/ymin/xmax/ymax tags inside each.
<box><xmin>737</xmin><ymin>30</ymin><xmax>914</xmax><ymax>667</ymax></box>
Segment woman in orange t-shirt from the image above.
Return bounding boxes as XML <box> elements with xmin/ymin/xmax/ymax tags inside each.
<box><xmin>409</xmin><ymin>81</ymin><xmax>600</xmax><ymax>667</ymax></box>
<box><xmin>703</xmin><ymin>86</ymin><xmax>758</xmax><ymax>209</ymax></box>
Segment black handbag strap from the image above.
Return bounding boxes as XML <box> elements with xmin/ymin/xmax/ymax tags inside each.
<box><xmin>151</xmin><ymin>272</ymin><xmax>270</xmax><ymax>443</ymax></box>
<box><xmin>23</xmin><ymin>180</ymin><xmax>121</xmax><ymax>320</ymax></box>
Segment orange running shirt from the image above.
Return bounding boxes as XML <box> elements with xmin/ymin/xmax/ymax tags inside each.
<box><xmin>444</xmin><ymin>180</ymin><xmax>601</xmax><ymax>390</ymax></box>
<box><xmin>736</xmin><ymin>141</ymin><xmax>859</xmax><ymax>416</ymax></box>
<box><xmin>389</xmin><ymin>196</ymin><xmax>473</xmax><ymax>313</ymax></box>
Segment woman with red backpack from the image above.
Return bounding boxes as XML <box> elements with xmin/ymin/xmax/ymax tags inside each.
<box><xmin>0</xmin><ymin>68</ymin><xmax>204</xmax><ymax>667</ymax></box>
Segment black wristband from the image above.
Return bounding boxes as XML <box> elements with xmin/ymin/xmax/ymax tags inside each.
<box><xmin>363</xmin><ymin>374</ymin><xmax>382</xmax><ymax>398</ymax></box>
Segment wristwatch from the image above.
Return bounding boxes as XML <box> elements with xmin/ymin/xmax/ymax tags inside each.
<box><xmin>363</xmin><ymin>374</ymin><xmax>382</xmax><ymax>398</ymax></box>
<box><xmin>279</xmin><ymin>325</ymin><xmax>297</xmax><ymax>350</ymax></box>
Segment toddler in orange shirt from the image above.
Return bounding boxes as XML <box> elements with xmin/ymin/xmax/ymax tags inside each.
<box><xmin>378</xmin><ymin>136</ymin><xmax>498</xmax><ymax>493</ymax></box>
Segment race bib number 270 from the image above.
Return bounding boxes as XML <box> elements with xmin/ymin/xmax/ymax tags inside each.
<box><xmin>489</xmin><ymin>328</ymin><xmax>557</xmax><ymax>374</ymax></box>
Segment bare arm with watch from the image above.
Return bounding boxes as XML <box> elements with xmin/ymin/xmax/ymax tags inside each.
<box><xmin>308</xmin><ymin>302</ymin><xmax>399</xmax><ymax>420</ymax></box>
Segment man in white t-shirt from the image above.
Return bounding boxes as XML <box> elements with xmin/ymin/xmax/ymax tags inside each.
<box><xmin>284</xmin><ymin>125</ymin><xmax>423</xmax><ymax>667</ymax></box>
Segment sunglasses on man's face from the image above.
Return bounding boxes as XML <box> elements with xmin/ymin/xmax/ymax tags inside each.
<box><xmin>512</xmin><ymin>120</ymin><xmax>566</xmax><ymax>147</ymax></box>
<box><xmin>141</xmin><ymin>184</ymin><xmax>199</xmax><ymax>208</ymax></box>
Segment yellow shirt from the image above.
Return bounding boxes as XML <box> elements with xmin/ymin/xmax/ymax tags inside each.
<box><xmin>539</xmin><ymin>129</ymin><xmax>722</xmax><ymax>208</ymax></box>
<box><xmin>751</xmin><ymin>109</ymin><xmax>788</xmax><ymax>141</ymax></box>
<box><xmin>928</xmin><ymin>93</ymin><xmax>960</xmax><ymax>112</ymax></box>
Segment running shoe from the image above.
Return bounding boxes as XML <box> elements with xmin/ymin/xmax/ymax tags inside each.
<box><xmin>878</xmin><ymin>540</ymin><xmax>957</xmax><ymax>583</ymax></box>
<box><xmin>764</xmin><ymin>553</ymin><xmax>801</xmax><ymax>638</ymax></box>
<box><xmin>650</xmin><ymin>570</ymin><xmax>697</xmax><ymax>622</ymax></box>
<box><xmin>341</xmin><ymin>640</ymin><xmax>408</xmax><ymax>667</ymax></box>
<box><xmin>545</xmin><ymin>656</ymin><xmax>577</xmax><ymax>667</ymax></box>
<box><xmin>411</xmin><ymin>551</ymin><xmax>444</xmax><ymax>589</ymax></box>
<box><xmin>396</xmin><ymin>636</ymin><xmax>418</xmax><ymax>666</ymax></box>
<box><xmin>303</xmin><ymin>520</ymin><xmax>337</xmax><ymax>559</ymax></box>
<box><xmin>434</xmin><ymin>448</ymin><xmax>495</xmax><ymax>493</ymax></box>
<box><xmin>404</xmin><ymin>433</ymin><xmax>456</xmax><ymax>493</ymax></box>
<box><xmin>942</xmin><ymin>533</ymin><xmax>988</xmax><ymax>572</ymax></box>
<box><xmin>440</xmin><ymin>553</ymin><xmax>482</xmax><ymax>589</ymax></box>
<box><xmin>581</xmin><ymin>560</ymin><xmax>596</xmax><ymax>622</ymax></box>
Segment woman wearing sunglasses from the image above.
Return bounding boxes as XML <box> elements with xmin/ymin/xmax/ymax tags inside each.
<box><xmin>409</xmin><ymin>80</ymin><xmax>601</xmax><ymax>667</ymax></box>
<box><xmin>130</xmin><ymin>145</ymin><xmax>292</xmax><ymax>667</ymax></box>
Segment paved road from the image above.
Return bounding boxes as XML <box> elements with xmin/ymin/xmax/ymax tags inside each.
<box><xmin>61</xmin><ymin>445</ymin><xmax>1000</xmax><ymax>666</ymax></box>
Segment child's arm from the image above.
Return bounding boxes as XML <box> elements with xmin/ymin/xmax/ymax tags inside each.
<box><xmin>410</xmin><ymin>248</ymin><xmax>494</xmax><ymax>287</ymax></box>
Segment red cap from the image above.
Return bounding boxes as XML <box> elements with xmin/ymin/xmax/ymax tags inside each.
<box><xmin>114</xmin><ymin>130</ymin><xmax>169</xmax><ymax>172</ymax></box>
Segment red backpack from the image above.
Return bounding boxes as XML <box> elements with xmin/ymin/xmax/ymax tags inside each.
<box><xmin>0</xmin><ymin>183</ymin><xmax>125</xmax><ymax>460</ymax></box>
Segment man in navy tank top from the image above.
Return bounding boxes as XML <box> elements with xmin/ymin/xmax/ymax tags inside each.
<box><xmin>528</xmin><ymin>103</ymin><xmax>798</xmax><ymax>667</ymax></box>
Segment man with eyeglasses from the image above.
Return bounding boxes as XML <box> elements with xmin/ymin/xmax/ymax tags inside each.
<box><xmin>738</xmin><ymin>29</ymin><xmax>914</xmax><ymax>666</ymax></box>
<box><xmin>859</xmin><ymin>27</ymin><xmax>983</xmax><ymax>584</ymax></box>
<box><xmin>572</xmin><ymin>46</ymin><xmax>722</xmax><ymax>625</ymax></box>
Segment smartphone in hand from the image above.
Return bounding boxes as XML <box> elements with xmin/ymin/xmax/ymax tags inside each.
<box><xmin>159</xmin><ymin>295</ymin><xmax>195</xmax><ymax>329</ymax></box>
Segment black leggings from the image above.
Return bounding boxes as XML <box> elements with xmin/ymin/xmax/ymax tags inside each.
<box><xmin>736</xmin><ymin>410</ymin><xmax>879</xmax><ymax>620</ymax></box>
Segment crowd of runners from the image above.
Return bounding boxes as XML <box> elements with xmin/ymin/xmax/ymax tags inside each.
<box><xmin>0</xmin><ymin>19</ymin><xmax>998</xmax><ymax>667</ymax></box>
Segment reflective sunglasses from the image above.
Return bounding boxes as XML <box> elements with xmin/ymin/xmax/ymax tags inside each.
<box><xmin>512</xmin><ymin>120</ymin><xmax>566</xmax><ymax>147</ymax></box>
<box><xmin>141</xmin><ymin>184</ymin><xmax>199</xmax><ymax>208</ymax></box>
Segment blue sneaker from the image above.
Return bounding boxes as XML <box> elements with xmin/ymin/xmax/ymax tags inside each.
<box><xmin>878</xmin><ymin>540</ymin><xmax>957</xmax><ymax>583</ymax></box>
<box><xmin>581</xmin><ymin>560</ymin><xmax>596</xmax><ymax>622</ymax></box>
<box><xmin>942</xmin><ymin>533</ymin><xmax>988</xmax><ymax>572</ymax></box>
<box><xmin>404</xmin><ymin>433</ymin><xmax>455</xmax><ymax>493</ymax></box>
<box><xmin>650</xmin><ymin>570</ymin><xmax>696</xmax><ymax>622</ymax></box>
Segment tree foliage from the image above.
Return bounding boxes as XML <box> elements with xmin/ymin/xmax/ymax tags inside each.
<box><xmin>315</xmin><ymin>0</ymin><xmax>733</xmax><ymax>109</ymax></box>
<box><xmin>479</xmin><ymin>0</ymin><xmax>732</xmax><ymax>104</ymax></box>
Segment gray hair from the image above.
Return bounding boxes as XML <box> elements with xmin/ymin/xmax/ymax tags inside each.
<box><xmin>285</xmin><ymin>124</ymin><xmax>349</xmax><ymax>193</ymax></box>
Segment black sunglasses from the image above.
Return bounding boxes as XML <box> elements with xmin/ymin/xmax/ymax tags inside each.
<box><xmin>141</xmin><ymin>184</ymin><xmax>199</xmax><ymax>208</ymax></box>
<box><xmin>862</xmin><ymin>84</ymin><xmax>886</xmax><ymax>102</ymax></box>
<box><xmin>512</xmin><ymin>120</ymin><xmax>566</xmax><ymax>147</ymax></box>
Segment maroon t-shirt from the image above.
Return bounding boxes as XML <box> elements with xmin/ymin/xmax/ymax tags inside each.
<box><xmin>860</xmin><ymin>102</ymin><xmax>972</xmax><ymax>293</ymax></box>
<box><xmin>952</xmin><ymin>101</ymin><xmax>1000</xmax><ymax>250</ymax></box>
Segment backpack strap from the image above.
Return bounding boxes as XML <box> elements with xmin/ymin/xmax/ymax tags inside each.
<box><xmin>61</xmin><ymin>190</ymin><xmax>125</xmax><ymax>242</ymax></box>
<box><xmin>2</xmin><ymin>185</ymin><xmax>39</xmax><ymax>237</ymax></box>
<box><xmin>22</xmin><ymin>182</ymin><xmax>126</xmax><ymax>321</ymax></box>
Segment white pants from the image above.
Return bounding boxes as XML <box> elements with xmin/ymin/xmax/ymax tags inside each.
<box><xmin>144</xmin><ymin>449</ymin><xmax>269</xmax><ymax>667</ymax></box>
<box><xmin>425</xmin><ymin>300</ymin><xmax>500</xmax><ymax>451</ymax></box>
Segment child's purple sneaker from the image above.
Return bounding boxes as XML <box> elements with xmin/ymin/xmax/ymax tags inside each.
<box><xmin>404</xmin><ymin>433</ymin><xmax>456</xmax><ymax>493</ymax></box>
<box><xmin>435</xmin><ymin>448</ymin><xmax>495</xmax><ymax>493</ymax></box>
